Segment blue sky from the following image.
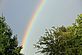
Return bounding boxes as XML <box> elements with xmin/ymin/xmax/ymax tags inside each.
<box><xmin>0</xmin><ymin>0</ymin><xmax>82</xmax><ymax>55</ymax></box>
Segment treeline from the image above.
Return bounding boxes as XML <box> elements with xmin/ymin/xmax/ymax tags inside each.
<box><xmin>0</xmin><ymin>14</ymin><xmax>82</xmax><ymax>55</ymax></box>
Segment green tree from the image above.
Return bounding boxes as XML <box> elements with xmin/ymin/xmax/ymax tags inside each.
<box><xmin>34</xmin><ymin>14</ymin><xmax>82</xmax><ymax>55</ymax></box>
<box><xmin>0</xmin><ymin>16</ymin><xmax>23</xmax><ymax>55</ymax></box>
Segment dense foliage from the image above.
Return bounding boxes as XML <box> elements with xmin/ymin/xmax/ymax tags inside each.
<box><xmin>34</xmin><ymin>14</ymin><xmax>82</xmax><ymax>55</ymax></box>
<box><xmin>0</xmin><ymin>16</ymin><xmax>23</xmax><ymax>55</ymax></box>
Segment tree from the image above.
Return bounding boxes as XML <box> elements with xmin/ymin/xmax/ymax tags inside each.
<box><xmin>34</xmin><ymin>14</ymin><xmax>82</xmax><ymax>55</ymax></box>
<box><xmin>0</xmin><ymin>16</ymin><xmax>23</xmax><ymax>55</ymax></box>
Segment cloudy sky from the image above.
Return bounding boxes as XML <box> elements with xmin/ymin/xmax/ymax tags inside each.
<box><xmin>0</xmin><ymin>0</ymin><xmax>82</xmax><ymax>55</ymax></box>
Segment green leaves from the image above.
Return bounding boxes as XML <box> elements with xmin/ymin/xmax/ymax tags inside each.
<box><xmin>0</xmin><ymin>16</ymin><xmax>23</xmax><ymax>55</ymax></box>
<box><xmin>35</xmin><ymin>14</ymin><xmax>82</xmax><ymax>55</ymax></box>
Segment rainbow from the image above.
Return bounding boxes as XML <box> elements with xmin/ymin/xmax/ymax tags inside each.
<box><xmin>21</xmin><ymin>0</ymin><xmax>46</xmax><ymax>48</ymax></box>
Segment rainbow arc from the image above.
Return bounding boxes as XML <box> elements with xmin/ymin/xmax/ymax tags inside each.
<box><xmin>22</xmin><ymin>0</ymin><xmax>46</xmax><ymax>48</ymax></box>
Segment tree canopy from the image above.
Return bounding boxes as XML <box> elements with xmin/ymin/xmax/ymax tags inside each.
<box><xmin>34</xmin><ymin>14</ymin><xmax>82</xmax><ymax>55</ymax></box>
<box><xmin>0</xmin><ymin>16</ymin><xmax>23</xmax><ymax>55</ymax></box>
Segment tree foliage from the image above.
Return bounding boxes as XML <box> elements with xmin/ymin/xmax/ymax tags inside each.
<box><xmin>34</xmin><ymin>14</ymin><xmax>82</xmax><ymax>55</ymax></box>
<box><xmin>0</xmin><ymin>16</ymin><xmax>23</xmax><ymax>55</ymax></box>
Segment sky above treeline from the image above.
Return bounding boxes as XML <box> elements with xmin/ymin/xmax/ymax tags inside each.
<box><xmin>0</xmin><ymin>0</ymin><xmax>82</xmax><ymax>55</ymax></box>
